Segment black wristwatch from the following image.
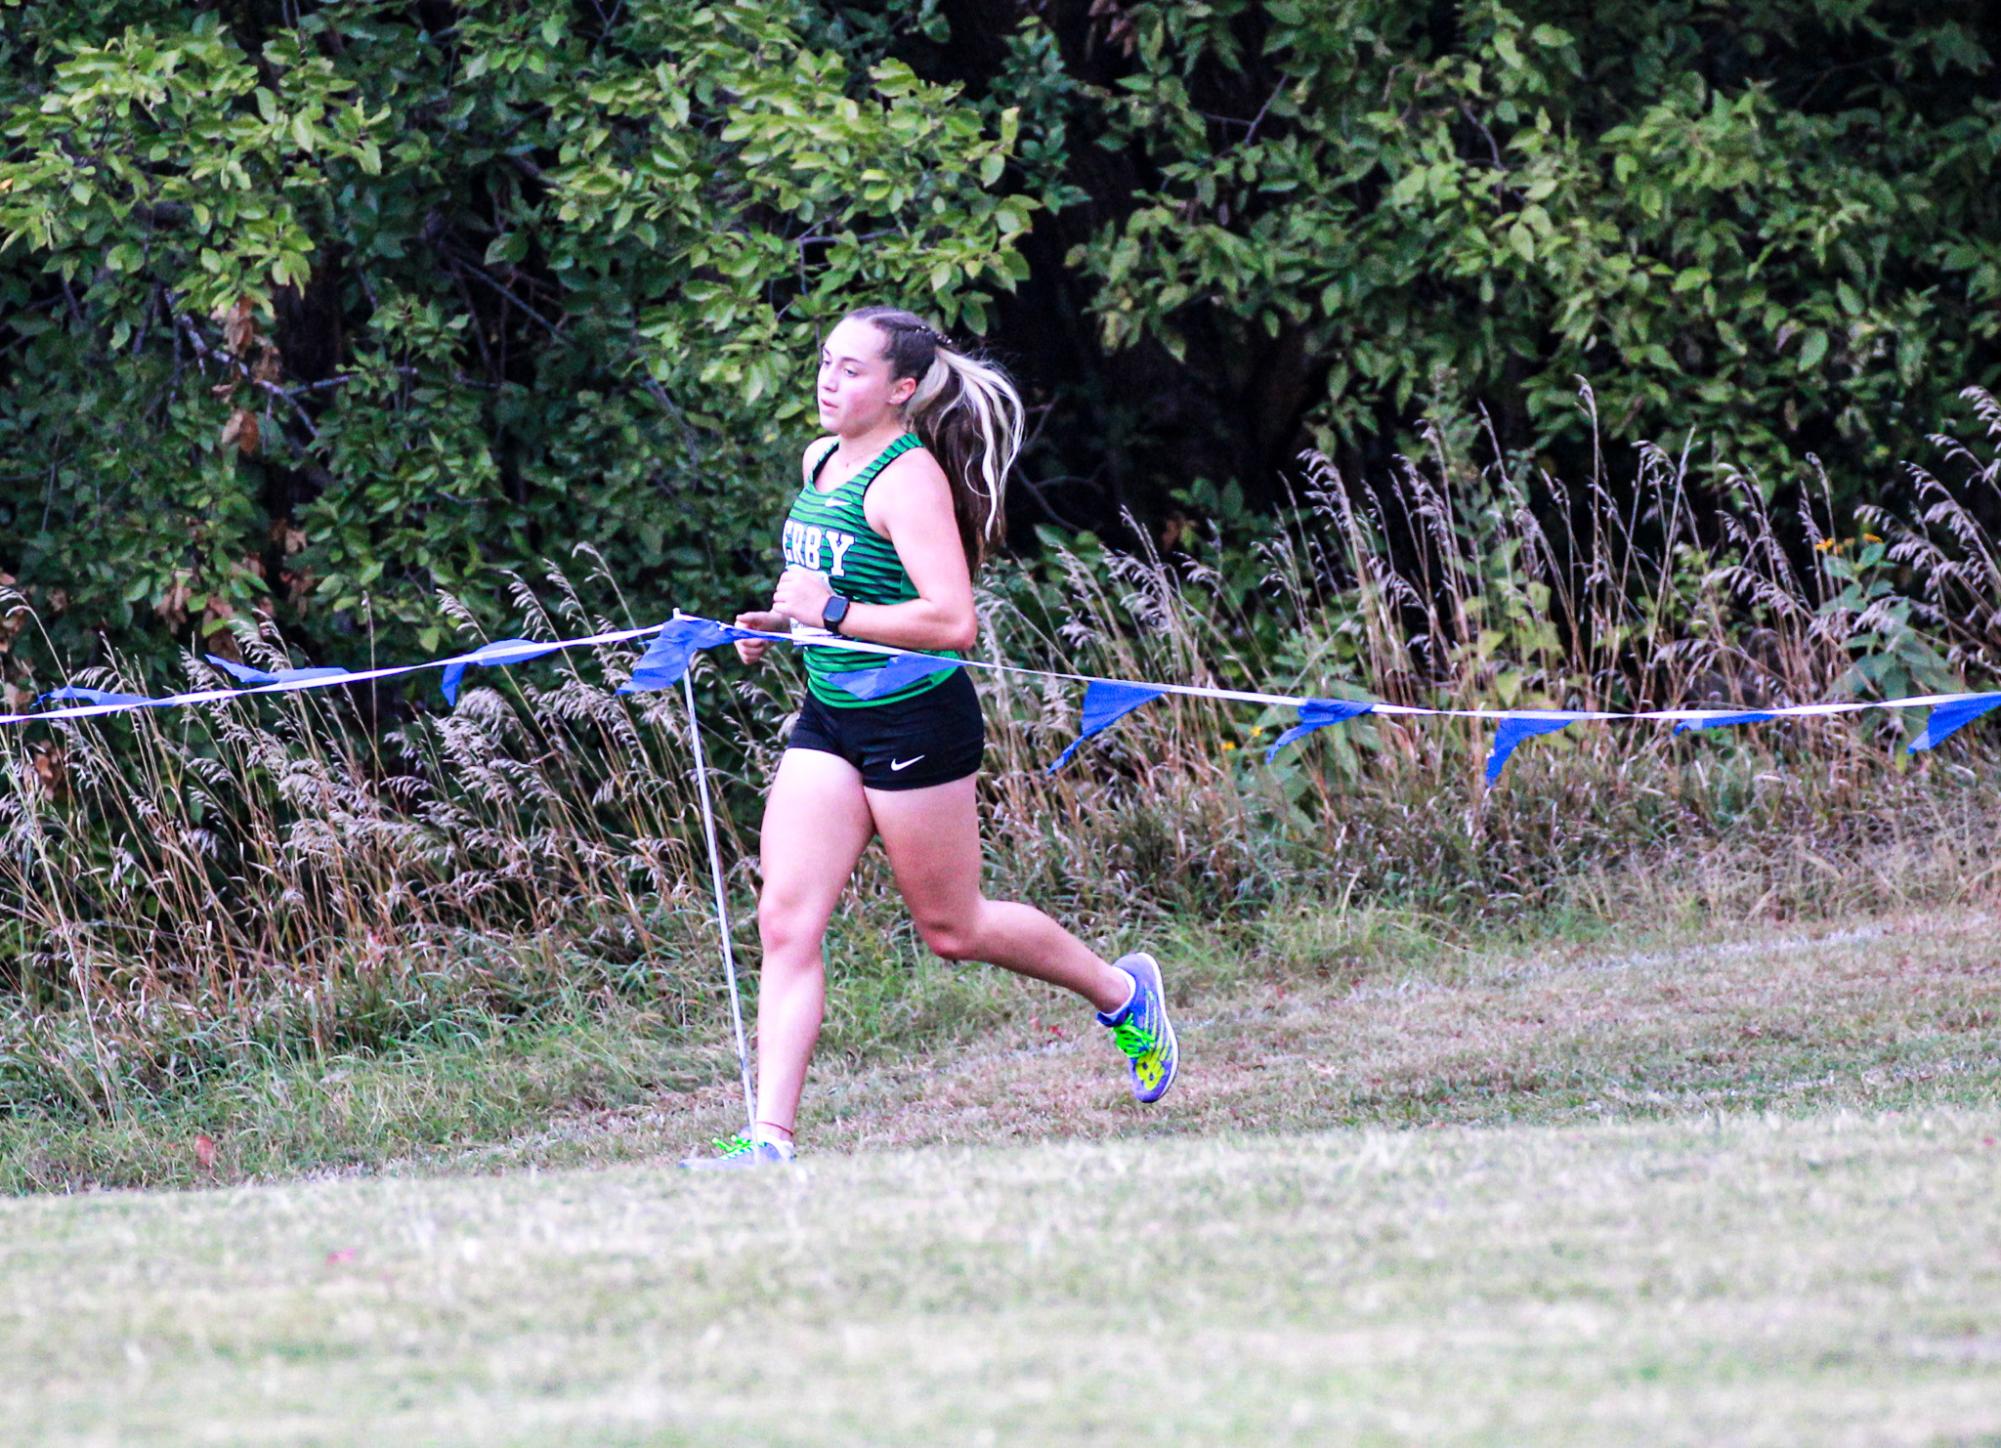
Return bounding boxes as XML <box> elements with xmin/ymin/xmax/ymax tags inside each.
<box><xmin>822</xmin><ymin>593</ymin><xmax>851</xmax><ymax>633</ymax></box>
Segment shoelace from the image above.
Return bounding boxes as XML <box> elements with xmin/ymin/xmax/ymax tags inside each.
<box><xmin>710</xmin><ymin>1131</ymin><xmax>754</xmax><ymax>1156</ymax></box>
<box><xmin>1111</xmin><ymin>1019</ymin><xmax>1156</xmax><ymax>1060</ymax></box>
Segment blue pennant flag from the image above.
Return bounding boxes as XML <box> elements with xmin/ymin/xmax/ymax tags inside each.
<box><xmin>1048</xmin><ymin>680</ymin><xmax>1167</xmax><ymax>773</ymax></box>
<box><xmin>441</xmin><ymin>637</ymin><xmax>566</xmax><ymax>706</ymax></box>
<box><xmin>1673</xmin><ymin>710</ymin><xmax>1778</xmax><ymax>735</ymax></box>
<box><xmin>35</xmin><ymin>686</ymin><xmax>154</xmax><ymax>709</ymax></box>
<box><xmin>1485</xmin><ymin>715</ymin><xmax>1573</xmax><ymax>786</ymax></box>
<box><xmin>617</xmin><ymin>617</ymin><xmax>754</xmax><ymax>696</ymax></box>
<box><xmin>1908</xmin><ymin>692</ymin><xmax>2001</xmax><ymax>753</ymax></box>
<box><xmin>830</xmin><ymin>651</ymin><xmax>963</xmax><ymax>701</ymax></box>
<box><xmin>1264</xmin><ymin>697</ymin><xmax>1374</xmax><ymax>762</ymax></box>
<box><xmin>206</xmin><ymin>655</ymin><xmax>352</xmax><ymax>687</ymax></box>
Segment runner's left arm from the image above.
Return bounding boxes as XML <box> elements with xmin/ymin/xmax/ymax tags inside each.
<box><xmin>771</xmin><ymin>454</ymin><xmax>976</xmax><ymax>652</ymax></box>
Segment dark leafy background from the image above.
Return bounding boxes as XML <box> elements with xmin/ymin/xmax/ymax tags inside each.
<box><xmin>2</xmin><ymin>0</ymin><xmax>1996</xmax><ymax>690</ymax></box>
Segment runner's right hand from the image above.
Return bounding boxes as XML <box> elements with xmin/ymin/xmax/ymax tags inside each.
<box><xmin>733</xmin><ymin>610</ymin><xmax>790</xmax><ymax>666</ymax></box>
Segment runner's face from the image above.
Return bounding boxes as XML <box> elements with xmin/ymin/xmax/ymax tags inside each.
<box><xmin>817</xmin><ymin>319</ymin><xmax>914</xmax><ymax>434</ymax></box>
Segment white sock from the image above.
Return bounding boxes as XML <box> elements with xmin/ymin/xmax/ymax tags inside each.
<box><xmin>1101</xmin><ymin>969</ymin><xmax>1137</xmax><ymax>1022</ymax></box>
<box><xmin>751</xmin><ymin>1123</ymin><xmax>796</xmax><ymax>1158</ymax></box>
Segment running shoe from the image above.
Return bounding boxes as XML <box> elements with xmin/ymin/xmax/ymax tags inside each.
<box><xmin>1097</xmin><ymin>950</ymin><xmax>1179</xmax><ymax>1103</ymax></box>
<box><xmin>679</xmin><ymin>1131</ymin><xmax>794</xmax><ymax>1170</ymax></box>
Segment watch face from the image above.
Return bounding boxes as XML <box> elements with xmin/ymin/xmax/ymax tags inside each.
<box><xmin>825</xmin><ymin>596</ymin><xmax>848</xmax><ymax>628</ymax></box>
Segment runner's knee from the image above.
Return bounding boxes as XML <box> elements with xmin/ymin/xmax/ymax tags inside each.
<box><xmin>914</xmin><ymin>907</ymin><xmax>983</xmax><ymax>962</ymax></box>
<box><xmin>757</xmin><ymin>895</ymin><xmax>824</xmax><ymax>966</ymax></box>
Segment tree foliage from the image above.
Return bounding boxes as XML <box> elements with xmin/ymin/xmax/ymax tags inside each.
<box><xmin>1</xmin><ymin>0</ymin><xmax>1997</xmax><ymax>688</ymax></box>
<box><xmin>1030</xmin><ymin>0</ymin><xmax>2001</xmax><ymax>505</ymax></box>
<box><xmin>0</xmin><ymin>0</ymin><xmax>1032</xmax><ymax>679</ymax></box>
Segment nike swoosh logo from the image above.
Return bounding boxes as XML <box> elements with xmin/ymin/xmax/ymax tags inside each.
<box><xmin>889</xmin><ymin>756</ymin><xmax>925</xmax><ymax>772</ymax></box>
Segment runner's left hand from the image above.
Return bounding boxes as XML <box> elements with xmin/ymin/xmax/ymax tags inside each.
<box><xmin>773</xmin><ymin>567</ymin><xmax>833</xmax><ymax>628</ymax></box>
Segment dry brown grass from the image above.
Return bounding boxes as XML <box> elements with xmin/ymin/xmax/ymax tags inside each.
<box><xmin>422</xmin><ymin>900</ymin><xmax>2001</xmax><ymax>1178</ymax></box>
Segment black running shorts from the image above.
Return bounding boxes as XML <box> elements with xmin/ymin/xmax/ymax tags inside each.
<box><xmin>786</xmin><ymin>666</ymin><xmax>985</xmax><ymax>790</ymax></box>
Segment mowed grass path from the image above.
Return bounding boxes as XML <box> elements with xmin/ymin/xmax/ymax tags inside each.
<box><xmin>7</xmin><ymin>1114</ymin><xmax>1999</xmax><ymax>1445</ymax></box>
<box><xmin>6</xmin><ymin>908</ymin><xmax>2001</xmax><ymax>1444</ymax></box>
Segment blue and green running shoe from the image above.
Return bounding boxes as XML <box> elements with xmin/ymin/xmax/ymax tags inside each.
<box><xmin>1097</xmin><ymin>951</ymin><xmax>1178</xmax><ymax>1103</ymax></box>
<box><xmin>679</xmin><ymin>1131</ymin><xmax>794</xmax><ymax>1170</ymax></box>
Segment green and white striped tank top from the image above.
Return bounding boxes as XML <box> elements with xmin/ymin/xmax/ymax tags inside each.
<box><xmin>782</xmin><ymin>432</ymin><xmax>962</xmax><ymax>709</ymax></box>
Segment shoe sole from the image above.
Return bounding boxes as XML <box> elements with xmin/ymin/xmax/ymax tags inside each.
<box><xmin>679</xmin><ymin>1145</ymin><xmax>793</xmax><ymax>1170</ymax></box>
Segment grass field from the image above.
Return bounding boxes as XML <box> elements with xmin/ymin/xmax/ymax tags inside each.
<box><xmin>8</xmin><ymin>1112</ymin><xmax>2001</xmax><ymax>1445</ymax></box>
<box><xmin>6</xmin><ymin>904</ymin><xmax>2001</xmax><ymax>1444</ymax></box>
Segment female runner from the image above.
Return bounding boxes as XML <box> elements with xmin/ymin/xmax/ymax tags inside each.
<box><xmin>682</xmin><ymin>305</ymin><xmax>1178</xmax><ymax>1168</ymax></box>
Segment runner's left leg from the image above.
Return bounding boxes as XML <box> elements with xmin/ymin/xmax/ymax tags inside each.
<box><xmin>866</xmin><ymin>774</ymin><xmax>1133</xmax><ymax>1014</ymax></box>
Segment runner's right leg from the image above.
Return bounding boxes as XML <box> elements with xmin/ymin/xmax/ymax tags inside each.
<box><xmin>751</xmin><ymin>745</ymin><xmax>875</xmax><ymax>1140</ymax></box>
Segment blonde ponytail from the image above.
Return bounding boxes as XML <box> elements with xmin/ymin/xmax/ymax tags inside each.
<box><xmin>844</xmin><ymin>305</ymin><xmax>1025</xmax><ymax>571</ymax></box>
